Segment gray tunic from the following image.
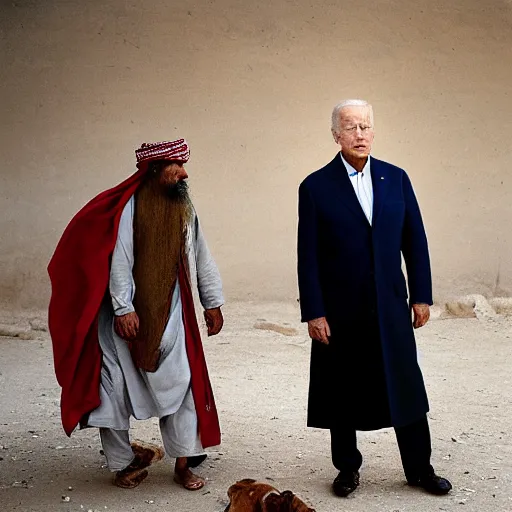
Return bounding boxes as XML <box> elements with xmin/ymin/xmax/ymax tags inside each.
<box><xmin>86</xmin><ymin>196</ymin><xmax>224</xmax><ymax>438</ymax></box>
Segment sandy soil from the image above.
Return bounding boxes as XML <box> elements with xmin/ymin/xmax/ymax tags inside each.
<box><xmin>1</xmin><ymin>302</ymin><xmax>511</xmax><ymax>511</ymax></box>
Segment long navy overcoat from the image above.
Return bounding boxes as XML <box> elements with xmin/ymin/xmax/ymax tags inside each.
<box><xmin>297</xmin><ymin>154</ymin><xmax>432</xmax><ymax>430</ymax></box>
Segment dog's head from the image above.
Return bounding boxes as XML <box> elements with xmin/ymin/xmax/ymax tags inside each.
<box><xmin>225</xmin><ymin>479</ymin><xmax>315</xmax><ymax>512</ymax></box>
<box><xmin>264</xmin><ymin>490</ymin><xmax>316</xmax><ymax>512</ymax></box>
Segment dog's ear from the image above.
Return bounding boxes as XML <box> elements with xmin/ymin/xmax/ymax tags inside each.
<box><xmin>281</xmin><ymin>491</ymin><xmax>295</xmax><ymax>508</ymax></box>
<box><xmin>285</xmin><ymin>492</ymin><xmax>316</xmax><ymax>512</ymax></box>
<box><xmin>264</xmin><ymin>492</ymin><xmax>296</xmax><ymax>512</ymax></box>
<box><xmin>262</xmin><ymin>493</ymin><xmax>283</xmax><ymax>512</ymax></box>
<box><xmin>283</xmin><ymin>491</ymin><xmax>300</xmax><ymax>511</ymax></box>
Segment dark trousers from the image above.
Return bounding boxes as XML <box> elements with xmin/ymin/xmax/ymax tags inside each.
<box><xmin>330</xmin><ymin>416</ymin><xmax>432</xmax><ymax>482</ymax></box>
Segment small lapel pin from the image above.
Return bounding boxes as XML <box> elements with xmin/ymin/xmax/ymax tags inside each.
<box><xmin>380</xmin><ymin>176</ymin><xmax>385</xmax><ymax>180</ymax></box>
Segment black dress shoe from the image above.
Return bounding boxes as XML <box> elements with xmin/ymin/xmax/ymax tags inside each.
<box><xmin>332</xmin><ymin>471</ymin><xmax>360</xmax><ymax>497</ymax></box>
<box><xmin>408</xmin><ymin>470</ymin><xmax>452</xmax><ymax>495</ymax></box>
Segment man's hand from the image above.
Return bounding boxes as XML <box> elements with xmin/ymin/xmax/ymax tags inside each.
<box><xmin>412</xmin><ymin>303</ymin><xmax>430</xmax><ymax>329</ymax></box>
<box><xmin>204</xmin><ymin>307</ymin><xmax>224</xmax><ymax>336</ymax></box>
<box><xmin>114</xmin><ymin>311</ymin><xmax>139</xmax><ymax>341</ymax></box>
<box><xmin>308</xmin><ymin>317</ymin><xmax>331</xmax><ymax>345</ymax></box>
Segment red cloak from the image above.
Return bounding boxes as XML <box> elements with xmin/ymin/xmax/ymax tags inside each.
<box><xmin>47</xmin><ymin>170</ymin><xmax>221</xmax><ymax>447</ymax></box>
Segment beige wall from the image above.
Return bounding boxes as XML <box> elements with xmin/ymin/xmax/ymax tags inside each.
<box><xmin>1</xmin><ymin>0</ymin><xmax>512</xmax><ymax>310</ymax></box>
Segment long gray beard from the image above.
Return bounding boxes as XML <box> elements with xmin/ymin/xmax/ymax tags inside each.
<box><xmin>166</xmin><ymin>181</ymin><xmax>193</xmax><ymax>227</ymax></box>
<box><xmin>167</xmin><ymin>179</ymin><xmax>189</xmax><ymax>200</ymax></box>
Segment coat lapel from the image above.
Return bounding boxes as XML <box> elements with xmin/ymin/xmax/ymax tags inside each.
<box><xmin>326</xmin><ymin>153</ymin><xmax>369</xmax><ymax>226</ymax></box>
<box><xmin>370</xmin><ymin>158</ymin><xmax>390</xmax><ymax>224</ymax></box>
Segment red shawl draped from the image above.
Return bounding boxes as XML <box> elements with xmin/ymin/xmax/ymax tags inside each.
<box><xmin>47</xmin><ymin>170</ymin><xmax>221</xmax><ymax>447</ymax></box>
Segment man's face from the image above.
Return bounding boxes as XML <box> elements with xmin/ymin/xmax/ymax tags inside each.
<box><xmin>158</xmin><ymin>161</ymin><xmax>189</xmax><ymax>199</ymax></box>
<box><xmin>159</xmin><ymin>161</ymin><xmax>188</xmax><ymax>186</ymax></box>
<box><xmin>333</xmin><ymin>106</ymin><xmax>375</xmax><ymax>161</ymax></box>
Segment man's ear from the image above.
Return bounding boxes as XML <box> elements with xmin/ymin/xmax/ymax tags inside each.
<box><xmin>331</xmin><ymin>129</ymin><xmax>341</xmax><ymax>145</ymax></box>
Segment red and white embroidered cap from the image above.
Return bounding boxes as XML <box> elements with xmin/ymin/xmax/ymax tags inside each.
<box><xmin>135</xmin><ymin>139</ymin><xmax>190</xmax><ymax>169</ymax></box>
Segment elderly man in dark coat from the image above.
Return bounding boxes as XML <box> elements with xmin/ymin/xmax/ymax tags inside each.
<box><xmin>297</xmin><ymin>99</ymin><xmax>452</xmax><ymax>497</ymax></box>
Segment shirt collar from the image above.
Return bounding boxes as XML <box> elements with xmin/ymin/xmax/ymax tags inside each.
<box><xmin>340</xmin><ymin>152</ymin><xmax>371</xmax><ymax>177</ymax></box>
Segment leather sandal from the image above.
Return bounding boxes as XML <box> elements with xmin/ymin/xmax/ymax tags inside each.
<box><xmin>173</xmin><ymin>471</ymin><xmax>206</xmax><ymax>491</ymax></box>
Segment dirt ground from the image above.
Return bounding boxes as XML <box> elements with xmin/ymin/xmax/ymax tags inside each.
<box><xmin>1</xmin><ymin>302</ymin><xmax>511</xmax><ymax>512</ymax></box>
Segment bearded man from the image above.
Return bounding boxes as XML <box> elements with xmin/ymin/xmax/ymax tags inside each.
<box><xmin>297</xmin><ymin>100</ymin><xmax>452</xmax><ymax>497</ymax></box>
<box><xmin>48</xmin><ymin>139</ymin><xmax>224</xmax><ymax>491</ymax></box>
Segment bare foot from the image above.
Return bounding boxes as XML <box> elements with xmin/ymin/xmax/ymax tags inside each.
<box><xmin>173</xmin><ymin>467</ymin><xmax>205</xmax><ymax>490</ymax></box>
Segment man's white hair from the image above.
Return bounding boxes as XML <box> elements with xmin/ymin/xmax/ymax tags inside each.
<box><xmin>331</xmin><ymin>99</ymin><xmax>374</xmax><ymax>133</ymax></box>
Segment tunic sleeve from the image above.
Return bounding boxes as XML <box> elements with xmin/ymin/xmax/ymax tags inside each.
<box><xmin>110</xmin><ymin>196</ymin><xmax>136</xmax><ymax>316</ymax></box>
<box><xmin>194</xmin><ymin>216</ymin><xmax>224</xmax><ymax>310</ymax></box>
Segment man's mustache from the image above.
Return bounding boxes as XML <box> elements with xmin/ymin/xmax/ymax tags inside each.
<box><xmin>166</xmin><ymin>179</ymin><xmax>189</xmax><ymax>199</ymax></box>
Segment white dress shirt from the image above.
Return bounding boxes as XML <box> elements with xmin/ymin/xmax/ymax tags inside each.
<box><xmin>341</xmin><ymin>153</ymin><xmax>373</xmax><ymax>224</ymax></box>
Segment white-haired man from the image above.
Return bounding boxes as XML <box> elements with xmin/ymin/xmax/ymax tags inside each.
<box><xmin>297</xmin><ymin>100</ymin><xmax>452</xmax><ymax>497</ymax></box>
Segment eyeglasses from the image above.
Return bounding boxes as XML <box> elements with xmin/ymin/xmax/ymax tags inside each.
<box><xmin>341</xmin><ymin>124</ymin><xmax>373</xmax><ymax>133</ymax></box>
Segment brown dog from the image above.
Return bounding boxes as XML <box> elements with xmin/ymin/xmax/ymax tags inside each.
<box><xmin>225</xmin><ymin>479</ymin><xmax>316</xmax><ymax>512</ymax></box>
